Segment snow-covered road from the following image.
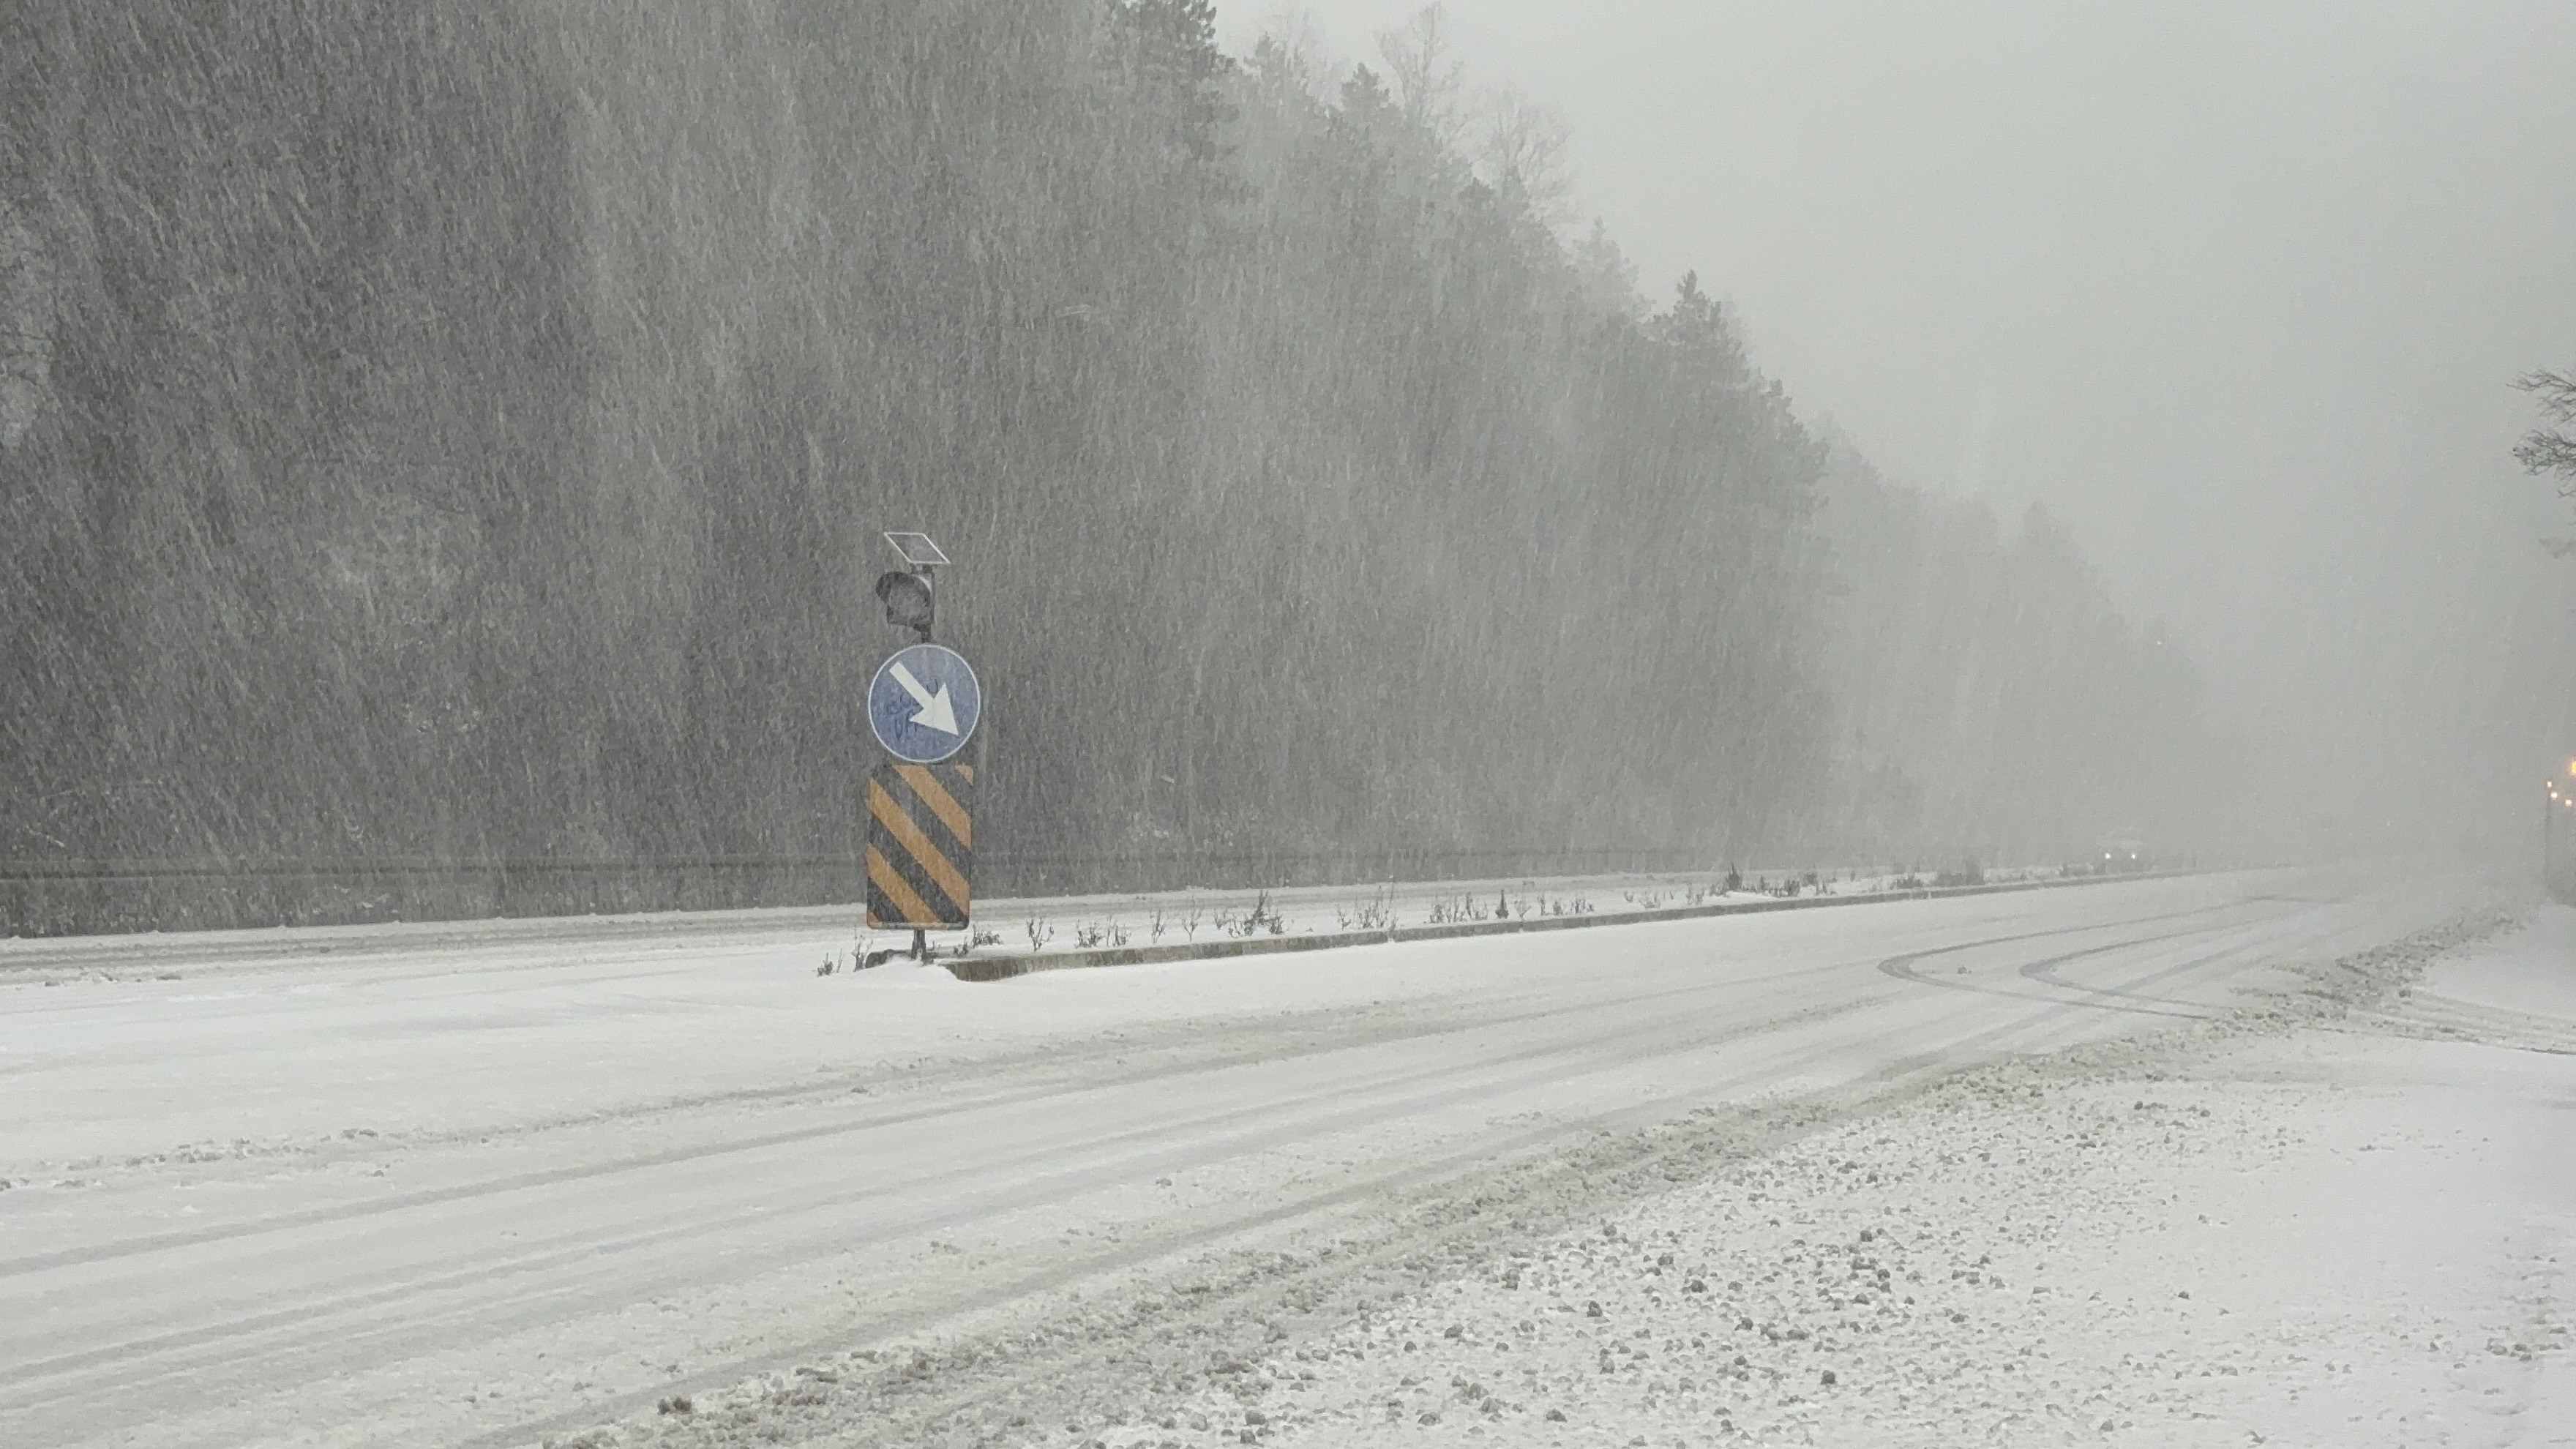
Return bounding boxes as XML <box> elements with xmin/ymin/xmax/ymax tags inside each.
<box><xmin>0</xmin><ymin>867</ymin><xmax>2506</xmax><ymax>1446</ymax></box>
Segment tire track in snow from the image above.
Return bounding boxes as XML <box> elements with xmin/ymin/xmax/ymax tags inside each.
<box><xmin>1880</xmin><ymin>916</ymin><xmax>2269</xmax><ymax>1020</ymax></box>
<box><xmin>0</xmin><ymin>893</ymin><xmax>2280</xmax><ymax>1281</ymax></box>
<box><xmin>1</xmin><ymin>953</ymin><xmax>1932</xmax><ymax>1399</ymax></box>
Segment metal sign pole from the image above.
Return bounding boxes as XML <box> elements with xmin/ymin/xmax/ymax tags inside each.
<box><xmin>910</xmin><ymin>554</ymin><xmax>934</xmax><ymax>962</ymax></box>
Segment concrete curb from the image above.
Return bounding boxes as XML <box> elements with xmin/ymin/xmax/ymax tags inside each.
<box><xmin>942</xmin><ymin>868</ymin><xmax>2214</xmax><ymax>983</ymax></box>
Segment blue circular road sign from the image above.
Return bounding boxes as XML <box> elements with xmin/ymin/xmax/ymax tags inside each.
<box><xmin>868</xmin><ymin>643</ymin><xmax>983</xmax><ymax>763</ymax></box>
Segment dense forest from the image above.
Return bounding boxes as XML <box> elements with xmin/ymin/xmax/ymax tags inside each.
<box><xmin>1816</xmin><ymin>443</ymin><xmax>2212</xmax><ymax>863</ymax></box>
<box><xmin>0</xmin><ymin>1</ymin><xmax>2209</xmax><ymax>932</ymax></box>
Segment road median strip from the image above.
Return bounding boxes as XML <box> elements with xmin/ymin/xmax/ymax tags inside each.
<box><xmin>943</xmin><ymin>869</ymin><xmax>2214</xmax><ymax>983</ymax></box>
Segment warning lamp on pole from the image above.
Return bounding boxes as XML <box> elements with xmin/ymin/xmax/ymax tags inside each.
<box><xmin>875</xmin><ymin>531</ymin><xmax>949</xmax><ymax>643</ymax></box>
<box><xmin>874</xmin><ymin>570</ymin><xmax>935</xmax><ymax>638</ymax></box>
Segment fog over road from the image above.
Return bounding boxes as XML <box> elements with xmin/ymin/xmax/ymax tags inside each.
<box><xmin>0</xmin><ymin>867</ymin><xmax>2489</xmax><ymax>1448</ymax></box>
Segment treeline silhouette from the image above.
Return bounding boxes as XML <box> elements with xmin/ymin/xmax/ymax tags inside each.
<box><xmin>0</xmin><ymin>2</ymin><xmax>2206</xmax><ymax>934</ymax></box>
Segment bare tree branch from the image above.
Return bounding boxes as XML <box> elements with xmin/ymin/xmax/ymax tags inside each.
<box><xmin>2516</xmin><ymin>368</ymin><xmax>2576</xmax><ymax>490</ymax></box>
<box><xmin>1479</xmin><ymin>83</ymin><xmax>1574</xmax><ymax>228</ymax></box>
<box><xmin>1376</xmin><ymin>6</ymin><xmax>1465</xmax><ymax>149</ymax></box>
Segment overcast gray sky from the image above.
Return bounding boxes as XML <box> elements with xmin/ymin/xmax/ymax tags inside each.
<box><xmin>1223</xmin><ymin>1</ymin><xmax>2576</xmax><ymax>847</ymax></box>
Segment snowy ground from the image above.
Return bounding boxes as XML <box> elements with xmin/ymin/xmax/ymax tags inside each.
<box><xmin>0</xmin><ymin>865</ymin><xmax>2553</xmax><ymax>1448</ymax></box>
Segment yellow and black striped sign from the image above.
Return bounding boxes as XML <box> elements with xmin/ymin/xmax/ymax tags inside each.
<box><xmin>864</xmin><ymin>760</ymin><xmax>975</xmax><ymax>929</ymax></box>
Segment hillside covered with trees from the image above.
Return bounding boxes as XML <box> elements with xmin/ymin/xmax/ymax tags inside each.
<box><xmin>0</xmin><ymin>1</ymin><xmax>2210</xmax><ymax>931</ymax></box>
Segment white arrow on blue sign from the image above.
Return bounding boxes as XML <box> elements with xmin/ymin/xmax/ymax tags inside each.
<box><xmin>868</xmin><ymin>643</ymin><xmax>982</xmax><ymax>764</ymax></box>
